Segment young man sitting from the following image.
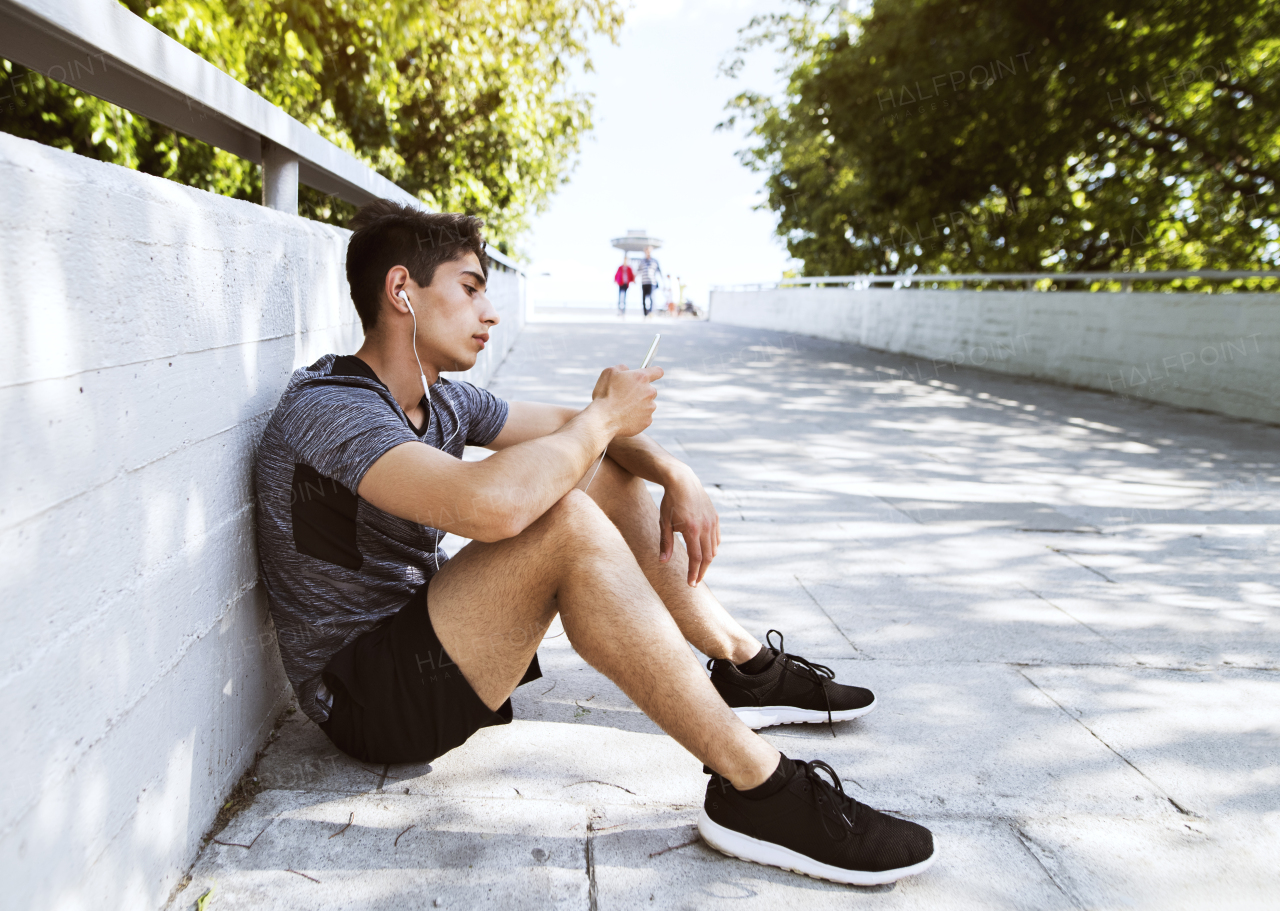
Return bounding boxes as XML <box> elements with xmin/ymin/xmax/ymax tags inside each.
<box><xmin>254</xmin><ymin>200</ymin><xmax>936</xmax><ymax>886</ymax></box>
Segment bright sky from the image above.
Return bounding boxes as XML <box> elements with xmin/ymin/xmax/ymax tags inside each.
<box><xmin>522</xmin><ymin>0</ymin><xmax>796</xmax><ymax>309</ymax></box>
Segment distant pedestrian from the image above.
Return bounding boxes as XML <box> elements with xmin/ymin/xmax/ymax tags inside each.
<box><xmin>667</xmin><ymin>274</ymin><xmax>685</xmax><ymax>316</ymax></box>
<box><xmin>636</xmin><ymin>246</ymin><xmax>663</xmax><ymax>317</ymax></box>
<box><xmin>614</xmin><ymin>257</ymin><xmax>635</xmax><ymax>315</ymax></box>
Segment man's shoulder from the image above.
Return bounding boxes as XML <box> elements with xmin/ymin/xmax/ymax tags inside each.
<box><xmin>257</xmin><ymin>356</ymin><xmax>419</xmax><ymax>494</ymax></box>
<box><xmin>268</xmin><ymin>355</ymin><xmax>401</xmax><ymax>435</ymax></box>
<box><xmin>278</xmin><ymin>354</ymin><xmax>389</xmax><ymax>403</ymax></box>
<box><xmin>435</xmin><ymin>378</ymin><xmax>510</xmax><ymax>447</ymax></box>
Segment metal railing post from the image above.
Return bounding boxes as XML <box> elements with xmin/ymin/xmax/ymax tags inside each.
<box><xmin>261</xmin><ymin>139</ymin><xmax>299</xmax><ymax>214</ymax></box>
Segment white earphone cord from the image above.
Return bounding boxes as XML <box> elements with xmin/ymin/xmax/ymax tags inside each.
<box><xmin>402</xmin><ymin>290</ymin><xmax>431</xmax><ymax>402</ymax></box>
<box><xmin>582</xmin><ymin>451</ymin><xmax>607</xmax><ymax>492</ymax></box>
<box><xmin>403</xmin><ymin>290</ymin><xmax>459</xmax><ymax>572</ymax></box>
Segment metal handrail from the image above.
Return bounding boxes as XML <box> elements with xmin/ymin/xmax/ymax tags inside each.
<box><xmin>0</xmin><ymin>0</ymin><xmax>523</xmax><ymax>274</ymax></box>
<box><xmin>714</xmin><ymin>270</ymin><xmax>1274</xmax><ymax>292</ymax></box>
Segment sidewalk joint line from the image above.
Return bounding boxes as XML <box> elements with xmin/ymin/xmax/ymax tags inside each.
<box><xmin>794</xmin><ymin>574</ymin><xmax>866</xmax><ymax>656</ymax></box>
<box><xmin>1018</xmin><ymin>585</ymin><xmax>1143</xmax><ymax>664</ymax></box>
<box><xmin>1016</xmin><ymin>669</ymin><xmax>1198</xmax><ymax>817</ymax></box>
<box><xmin>1011</xmin><ymin>824</ymin><xmax>1086</xmax><ymax>909</ymax></box>
<box><xmin>874</xmin><ymin>495</ymin><xmax>925</xmax><ymax>524</ymax></box>
<box><xmin>1047</xmin><ymin>546</ymin><xmax>1118</xmax><ymax>583</ymax></box>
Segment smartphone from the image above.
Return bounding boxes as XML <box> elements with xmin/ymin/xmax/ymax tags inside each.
<box><xmin>583</xmin><ymin>333</ymin><xmax>662</xmax><ymax>492</ymax></box>
<box><xmin>641</xmin><ymin>333</ymin><xmax>661</xmax><ymax>368</ymax></box>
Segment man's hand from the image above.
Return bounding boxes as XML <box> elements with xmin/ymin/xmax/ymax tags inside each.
<box><xmin>591</xmin><ymin>364</ymin><xmax>663</xmax><ymax>438</ymax></box>
<box><xmin>659</xmin><ymin>465</ymin><xmax>721</xmax><ymax>587</ymax></box>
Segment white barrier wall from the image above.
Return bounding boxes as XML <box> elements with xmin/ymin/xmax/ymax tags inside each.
<box><xmin>0</xmin><ymin>131</ymin><xmax>522</xmax><ymax>911</ymax></box>
<box><xmin>710</xmin><ymin>286</ymin><xmax>1280</xmax><ymax>425</ymax></box>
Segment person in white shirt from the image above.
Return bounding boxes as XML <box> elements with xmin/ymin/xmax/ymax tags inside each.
<box><xmin>636</xmin><ymin>246</ymin><xmax>663</xmax><ymax>317</ymax></box>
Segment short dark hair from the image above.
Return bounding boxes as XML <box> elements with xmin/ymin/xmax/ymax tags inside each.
<box><xmin>345</xmin><ymin>199</ymin><xmax>489</xmax><ymax>331</ymax></box>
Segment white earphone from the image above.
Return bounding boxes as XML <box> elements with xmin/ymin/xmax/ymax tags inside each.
<box><xmin>399</xmin><ymin>289</ymin><xmax>432</xmax><ymax>402</ymax></box>
<box><xmin>398</xmin><ymin>286</ymin><xmax>459</xmax><ymax>444</ymax></box>
<box><xmin>399</xmin><ymin>287</ymin><xmax>458</xmax><ymax>573</ymax></box>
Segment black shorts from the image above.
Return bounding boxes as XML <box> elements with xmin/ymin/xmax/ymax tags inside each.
<box><xmin>318</xmin><ymin>585</ymin><xmax>541</xmax><ymax>764</ymax></box>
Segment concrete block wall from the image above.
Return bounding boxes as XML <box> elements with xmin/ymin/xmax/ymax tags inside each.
<box><xmin>0</xmin><ymin>130</ymin><xmax>522</xmax><ymax>911</ymax></box>
<box><xmin>710</xmin><ymin>286</ymin><xmax>1280</xmax><ymax>425</ymax></box>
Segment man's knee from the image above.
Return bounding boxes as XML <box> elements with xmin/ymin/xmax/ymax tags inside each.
<box><xmin>544</xmin><ymin>489</ymin><xmax>622</xmax><ymax>546</ymax></box>
<box><xmin>547</xmin><ymin>488</ymin><xmax>604</xmax><ymax>525</ymax></box>
<box><xmin>585</xmin><ymin>456</ymin><xmax>645</xmax><ymax>500</ymax></box>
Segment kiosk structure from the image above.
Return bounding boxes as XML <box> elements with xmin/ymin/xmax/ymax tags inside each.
<box><xmin>611</xmin><ymin>229</ymin><xmax>663</xmax><ymax>266</ymax></box>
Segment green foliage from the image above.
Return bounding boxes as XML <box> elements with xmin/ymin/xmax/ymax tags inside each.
<box><xmin>724</xmin><ymin>0</ymin><xmax>1280</xmax><ymax>281</ymax></box>
<box><xmin>0</xmin><ymin>0</ymin><xmax>623</xmax><ymax>248</ymax></box>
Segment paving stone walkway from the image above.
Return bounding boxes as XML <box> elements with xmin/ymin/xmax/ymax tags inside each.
<box><xmin>171</xmin><ymin>317</ymin><xmax>1280</xmax><ymax>910</ymax></box>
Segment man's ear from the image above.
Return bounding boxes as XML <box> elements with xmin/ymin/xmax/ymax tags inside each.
<box><xmin>384</xmin><ymin>265</ymin><xmax>412</xmax><ymax>315</ymax></box>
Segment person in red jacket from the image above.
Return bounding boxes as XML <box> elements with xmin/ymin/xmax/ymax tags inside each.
<box><xmin>614</xmin><ymin>256</ymin><xmax>635</xmax><ymax>315</ymax></box>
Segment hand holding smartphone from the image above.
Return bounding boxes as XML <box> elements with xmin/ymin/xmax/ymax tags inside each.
<box><xmin>584</xmin><ymin>333</ymin><xmax>661</xmax><ymax>492</ymax></box>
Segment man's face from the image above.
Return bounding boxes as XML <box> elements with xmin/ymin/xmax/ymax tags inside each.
<box><xmin>644</xmin><ymin>246</ymin><xmax>652</xmax><ymax>257</ymax></box>
<box><xmin>408</xmin><ymin>251</ymin><xmax>498</xmax><ymax>373</ymax></box>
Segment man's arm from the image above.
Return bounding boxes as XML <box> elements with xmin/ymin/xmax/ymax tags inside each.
<box><xmin>490</xmin><ymin>401</ymin><xmax>721</xmax><ymax>586</ymax></box>
<box><xmin>357</xmin><ymin>367</ymin><xmax>660</xmax><ymax>542</ymax></box>
<box><xmin>607</xmin><ymin>432</ymin><xmax>720</xmax><ymax>587</ymax></box>
<box><xmin>486</xmin><ymin>401</ymin><xmax>578</xmax><ymax>451</ymax></box>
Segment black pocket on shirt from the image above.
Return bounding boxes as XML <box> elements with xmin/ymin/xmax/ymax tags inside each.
<box><xmin>291</xmin><ymin>462</ymin><xmax>362</xmax><ymax>570</ymax></box>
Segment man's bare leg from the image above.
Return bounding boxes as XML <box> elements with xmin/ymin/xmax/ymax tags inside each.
<box><xmin>427</xmin><ymin>489</ymin><xmax>779</xmax><ymax>789</ymax></box>
<box><xmin>580</xmin><ymin>456</ymin><xmax>761</xmax><ymax>664</ymax></box>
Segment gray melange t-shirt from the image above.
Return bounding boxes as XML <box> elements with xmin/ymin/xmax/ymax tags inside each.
<box><xmin>254</xmin><ymin>353</ymin><xmax>509</xmax><ymax>723</ymax></box>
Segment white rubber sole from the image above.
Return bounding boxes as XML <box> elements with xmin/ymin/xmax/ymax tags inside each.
<box><xmin>731</xmin><ymin>697</ymin><xmax>876</xmax><ymax>730</ymax></box>
<box><xmin>697</xmin><ymin>810</ymin><xmax>936</xmax><ymax>886</ymax></box>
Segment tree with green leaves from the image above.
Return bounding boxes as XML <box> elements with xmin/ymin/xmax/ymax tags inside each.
<box><xmin>0</xmin><ymin>0</ymin><xmax>623</xmax><ymax>250</ymax></box>
<box><xmin>723</xmin><ymin>0</ymin><xmax>1280</xmax><ymax>283</ymax></box>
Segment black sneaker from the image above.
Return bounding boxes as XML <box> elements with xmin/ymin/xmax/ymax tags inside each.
<box><xmin>708</xmin><ymin>630</ymin><xmax>875</xmax><ymax>730</ymax></box>
<box><xmin>699</xmin><ymin>756</ymin><xmax>935</xmax><ymax>886</ymax></box>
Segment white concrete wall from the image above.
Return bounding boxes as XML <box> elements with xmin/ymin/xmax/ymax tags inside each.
<box><xmin>710</xmin><ymin>286</ymin><xmax>1280</xmax><ymax>425</ymax></box>
<box><xmin>0</xmin><ymin>130</ymin><xmax>522</xmax><ymax>911</ymax></box>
